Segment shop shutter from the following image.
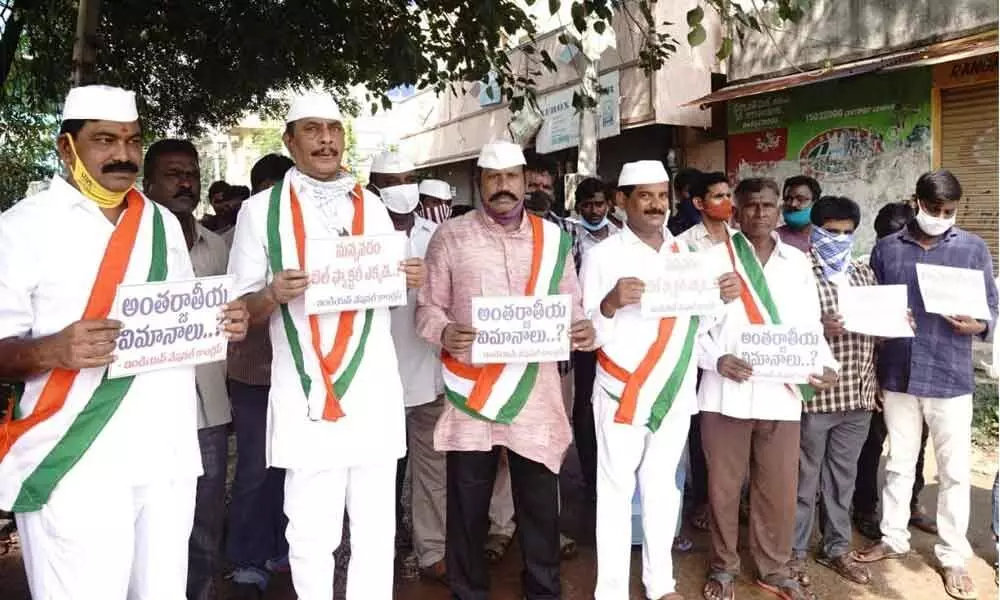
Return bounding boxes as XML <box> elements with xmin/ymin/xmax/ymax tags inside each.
<box><xmin>940</xmin><ymin>82</ymin><xmax>999</xmax><ymax>267</ymax></box>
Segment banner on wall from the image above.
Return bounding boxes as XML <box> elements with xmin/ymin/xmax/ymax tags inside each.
<box><xmin>726</xmin><ymin>69</ymin><xmax>932</xmax><ymax>181</ymax></box>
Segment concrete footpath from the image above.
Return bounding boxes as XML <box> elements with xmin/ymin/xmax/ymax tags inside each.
<box><xmin>0</xmin><ymin>443</ymin><xmax>996</xmax><ymax>599</ymax></box>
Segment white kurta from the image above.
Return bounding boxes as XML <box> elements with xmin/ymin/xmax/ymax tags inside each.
<box><xmin>697</xmin><ymin>234</ymin><xmax>838</xmax><ymax>421</ymax></box>
<box><xmin>389</xmin><ymin>216</ymin><xmax>442</xmax><ymax>408</ymax></box>
<box><xmin>228</xmin><ymin>169</ymin><xmax>406</xmax><ymax>470</ymax></box>
<box><xmin>0</xmin><ymin>176</ymin><xmax>202</xmax><ymax>497</ymax></box>
<box><xmin>580</xmin><ymin>225</ymin><xmax>706</xmax><ymax>599</ymax></box>
<box><xmin>0</xmin><ymin>176</ymin><xmax>201</xmax><ymax>599</ymax></box>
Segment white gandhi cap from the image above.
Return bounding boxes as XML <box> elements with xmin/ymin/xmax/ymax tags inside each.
<box><xmin>419</xmin><ymin>179</ymin><xmax>452</xmax><ymax>200</ymax></box>
<box><xmin>370</xmin><ymin>151</ymin><xmax>415</xmax><ymax>174</ymax></box>
<box><xmin>285</xmin><ymin>92</ymin><xmax>343</xmax><ymax>124</ymax></box>
<box><xmin>62</xmin><ymin>85</ymin><xmax>139</xmax><ymax>122</ymax></box>
<box><xmin>618</xmin><ymin>160</ymin><xmax>669</xmax><ymax>187</ymax></box>
<box><xmin>477</xmin><ymin>140</ymin><xmax>526</xmax><ymax>170</ymax></box>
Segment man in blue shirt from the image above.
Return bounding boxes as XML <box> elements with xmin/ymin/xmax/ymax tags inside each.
<box><xmin>854</xmin><ymin>170</ymin><xmax>998</xmax><ymax>600</ymax></box>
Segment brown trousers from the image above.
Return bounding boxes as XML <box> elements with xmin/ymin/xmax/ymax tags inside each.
<box><xmin>700</xmin><ymin>411</ymin><xmax>800</xmax><ymax>580</ymax></box>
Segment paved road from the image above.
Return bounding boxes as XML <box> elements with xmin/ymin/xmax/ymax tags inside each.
<box><xmin>1</xmin><ymin>444</ymin><xmax>996</xmax><ymax>599</ymax></box>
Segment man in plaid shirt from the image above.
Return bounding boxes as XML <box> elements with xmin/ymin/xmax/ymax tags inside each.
<box><xmin>788</xmin><ymin>196</ymin><xmax>884</xmax><ymax>590</ymax></box>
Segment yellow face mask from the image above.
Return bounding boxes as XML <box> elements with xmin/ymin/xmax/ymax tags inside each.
<box><xmin>64</xmin><ymin>134</ymin><xmax>132</xmax><ymax>208</ymax></box>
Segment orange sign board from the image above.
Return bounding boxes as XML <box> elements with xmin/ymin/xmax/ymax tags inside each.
<box><xmin>933</xmin><ymin>53</ymin><xmax>999</xmax><ymax>88</ymax></box>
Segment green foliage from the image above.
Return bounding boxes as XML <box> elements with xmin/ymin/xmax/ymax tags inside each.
<box><xmin>0</xmin><ymin>39</ymin><xmax>58</xmax><ymax>211</ymax></box>
<box><xmin>0</xmin><ymin>0</ymin><xmax>808</xmax><ymax>207</ymax></box>
<box><xmin>3</xmin><ymin>1</ymin><xmax>808</xmax><ymax>137</ymax></box>
<box><xmin>973</xmin><ymin>382</ymin><xmax>998</xmax><ymax>447</ymax></box>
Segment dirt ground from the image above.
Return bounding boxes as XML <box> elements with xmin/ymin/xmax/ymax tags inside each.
<box><xmin>1</xmin><ymin>441</ymin><xmax>996</xmax><ymax>600</ymax></box>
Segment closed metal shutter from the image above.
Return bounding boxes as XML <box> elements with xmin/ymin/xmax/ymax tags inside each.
<box><xmin>940</xmin><ymin>82</ymin><xmax>998</xmax><ymax>266</ymax></box>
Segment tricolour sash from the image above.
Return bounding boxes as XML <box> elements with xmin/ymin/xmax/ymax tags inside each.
<box><xmin>595</xmin><ymin>242</ymin><xmax>700</xmax><ymax>432</ymax></box>
<box><xmin>266</xmin><ymin>177</ymin><xmax>373</xmax><ymax>422</ymax></box>
<box><xmin>724</xmin><ymin>231</ymin><xmax>814</xmax><ymax>401</ymax></box>
<box><xmin>441</xmin><ymin>215</ymin><xmax>571</xmax><ymax>424</ymax></box>
<box><xmin>0</xmin><ymin>190</ymin><xmax>167</xmax><ymax>511</ymax></box>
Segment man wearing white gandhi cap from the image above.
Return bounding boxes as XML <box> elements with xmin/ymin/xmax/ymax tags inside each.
<box><xmin>227</xmin><ymin>92</ymin><xmax>425</xmax><ymax>599</ymax></box>
<box><xmin>415</xmin><ymin>140</ymin><xmax>596</xmax><ymax>599</ymax></box>
<box><xmin>417</xmin><ymin>179</ymin><xmax>454</xmax><ymax>224</ymax></box>
<box><xmin>577</xmin><ymin>160</ymin><xmax>740</xmax><ymax>599</ymax></box>
<box><xmin>0</xmin><ymin>85</ymin><xmax>249</xmax><ymax>598</ymax></box>
<box><xmin>364</xmin><ymin>149</ymin><xmax>449</xmax><ymax>581</ymax></box>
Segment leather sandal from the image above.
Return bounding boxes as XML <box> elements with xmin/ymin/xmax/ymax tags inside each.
<box><xmin>702</xmin><ymin>571</ymin><xmax>735</xmax><ymax>600</ymax></box>
<box><xmin>816</xmin><ymin>553</ymin><xmax>871</xmax><ymax>585</ymax></box>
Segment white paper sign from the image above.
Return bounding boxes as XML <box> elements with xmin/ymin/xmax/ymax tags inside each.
<box><xmin>108</xmin><ymin>275</ymin><xmax>234</xmax><ymax>379</ymax></box>
<box><xmin>641</xmin><ymin>250</ymin><xmax>728</xmax><ymax>317</ymax></box>
<box><xmin>471</xmin><ymin>295</ymin><xmax>572</xmax><ymax>364</ymax></box>
<box><xmin>304</xmin><ymin>234</ymin><xmax>407</xmax><ymax>314</ymax></box>
<box><xmin>839</xmin><ymin>284</ymin><xmax>913</xmax><ymax>338</ymax></box>
<box><xmin>916</xmin><ymin>263</ymin><xmax>991</xmax><ymax>320</ymax></box>
<box><xmin>737</xmin><ymin>324</ymin><xmax>825</xmax><ymax>384</ymax></box>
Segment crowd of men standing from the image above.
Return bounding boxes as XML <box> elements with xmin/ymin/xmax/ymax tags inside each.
<box><xmin>0</xmin><ymin>84</ymin><xmax>996</xmax><ymax>600</ymax></box>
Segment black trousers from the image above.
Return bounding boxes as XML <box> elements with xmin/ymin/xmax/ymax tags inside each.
<box><xmin>572</xmin><ymin>350</ymin><xmax>597</xmax><ymax>499</ymax></box>
<box><xmin>446</xmin><ymin>448</ymin><xmax>560</xmax><ymax>600</ymax></box>
<box><xmin>853</xmin><ymin>411</ymin><xmax>929</xmax><ymax>517</ymax></box>
<box><xmin>685</xmin><ymin>369</ymin><xmax>709</xmax><ymax>510</ymax></box>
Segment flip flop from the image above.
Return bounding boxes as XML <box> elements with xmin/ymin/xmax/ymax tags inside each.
<box><xmin>851</xmin><ymin>541</ymin><xmax>907</xmax><ymax>563</ymax></box>
<box><xmin>941</xmin><ymin>566</ymin><xmax>978</xmax><ymax>600</ymax></box>
<box><xmin>484</xmin><ymin>533</ymin><xmax>512</xmax><ymax>564</ymax></box>
<box><xmin>755</xmin><ymin>576</ymin><xmax>815</xmax><ymax>600</ymax></box>
<box><xmin>702</xmin><ymin>571</ymin><xmax>735</xmax><ymax>600</ymax></box>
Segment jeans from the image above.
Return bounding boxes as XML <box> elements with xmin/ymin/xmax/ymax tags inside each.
<box><xmin>225</xmin><ymin>380</ymin><xmax>288</xmax><ymax>585</ymax></box>
<box><xmin>187</xmin><ymin>424</ymin><xmax>229</xmax><ymax>600</ymax></box>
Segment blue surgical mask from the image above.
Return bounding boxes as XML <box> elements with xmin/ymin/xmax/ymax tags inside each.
<box><xmin>783</xmin><ymin>206</ymin><xmax>812</xmax><ymax>229</ymax></box>
<box><xmin>579</xmin><ymin>216</ymin><xmax>609</xmax><ymax>232</ymax></box>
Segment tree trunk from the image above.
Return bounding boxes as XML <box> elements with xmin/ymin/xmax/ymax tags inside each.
<box><xmin>576</xmin><ymin>55</ymin><xmax>599</xmax><ymax>177</ymax></box>
<box><xmin>71</xmin><ymin>0</ymin><xmax>101</xmax><ymax>86</ymax></box>
<box><xmin>0</xmin><ymin>8</ymin><xmax>24</xmax><ymax>90</ymax></box>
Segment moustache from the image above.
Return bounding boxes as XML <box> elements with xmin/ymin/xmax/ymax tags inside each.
<box><xmin>174</xmin><ymin>189</ymin><xmax>195</xmax><ymax>199</ymax></box>
<box><xmin>488</xmin><ymin>191</ymin><xmax>520</xmax><ymax>204</ymax></box>
<box><xmin>101</xmin><ymin>161</ymin><xmax>139</xmax><ymax>174</ymax></box>
<box><xmin>311</xmin><ymin>147</ymin><xmax>340</xmax><ymax>157</ymax></box>
<box><xmin>644</xmin><ymin>208</ymin><xmax>666</xmax><ymax>215</ymax></box>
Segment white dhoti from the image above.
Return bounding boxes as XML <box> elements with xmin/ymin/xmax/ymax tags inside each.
<box><xmin>593</xmin><ymin>386</ymin><xmax>690</xmax><ymax>600</ymax></box>
<box><xmin>284</xmin><ymin>461</ymin><xmax>396</xmax><ymax>600</ymax></box>
<box><xmin>16</xmin><ymin>464</ymin><xmax>196</xmax><ymax>600</ymax></box>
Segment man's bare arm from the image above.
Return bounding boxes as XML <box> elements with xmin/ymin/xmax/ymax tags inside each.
<box><xmin>0</xmin><ymin>336</ymin><xmax>58</xmax><ymax>381</ymax></box>
<box><xmin>243</xmin><ymin>287</ymin><xmax>280</xmax><ymax>327</ymax></box>
<box><xmin>243</xmin><ymin>270</ymin><xmax>310</xmax><ymax>326</ymax></box>
<box><xmin>0</xmin><ymin>319</ymin><xmax>121</xmax><ymax>381</ymax></box>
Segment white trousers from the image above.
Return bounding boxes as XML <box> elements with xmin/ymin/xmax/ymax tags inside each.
<box><xmin>285</xmin><ymin>461</ymin><xmax>396</xmax><ymax>600</ymax></box>
<box><xmin>593</xmin><ymin>388</ymin><xmax>690</xmax><ymax>600</ymax></box>
<box><xmin>880</xmin><ymin>391</ymin><xmax>973</xmax><ymax>568</ymax></box>
<box><xmin>17</xmin><ymin>473</ymin><xmax>196</xmax><ymax>600</ymax></box>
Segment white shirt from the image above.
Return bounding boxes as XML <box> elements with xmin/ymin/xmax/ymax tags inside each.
<box><xmin>390</xmin><ymin>217</ymin><xmax>443</xmax><ymax>408</ymax></box>
<box><xmin>571</xmin><ymin>219</ymin><xmax>620</xmax><ymax>263</ymax></box>
<box><xmin>676</xmin><ymin>221</ymin><xmax>735</xmax><ymax>251</ymax></box>
<box><xmin>697</xmin><ymin>234</ymin><xmax>837</xmax><ymax>421</ymax></box>
<box><xmin>227</xmin><ymin>168</ymin><xmax>405</xmax><ymax>470</ymax></box>
<box><xmin>580</xmin><ymin>225</ymin><xmax>713</xmax><ymax>417</ymax></box>
<box><xmin>0</xmin><ymin>176</ymin><xmax>202</xmax><ymax>487</ymax></box>
<box><xmin>189</xmin><ymin>223</ymin><xmax>232</xmax><ymax>429</ymax></box>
